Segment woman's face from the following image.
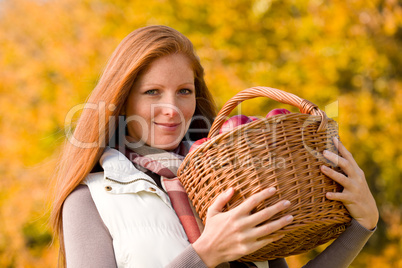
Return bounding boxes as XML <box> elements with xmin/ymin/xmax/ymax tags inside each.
<box><xmin>124</xmin><ymin>53</ymin><xmax>196</xmax><ymax>150</ymax></box>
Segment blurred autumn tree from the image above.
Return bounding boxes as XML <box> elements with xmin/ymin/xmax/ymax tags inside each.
<box><xmin>0</xmin><ymin>0</ymin><xmax>401</xmax><ymax>267</ymax></box>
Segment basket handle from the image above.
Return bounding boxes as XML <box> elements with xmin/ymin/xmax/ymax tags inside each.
<box><xmin>208</xmin><ymin>86</ymin><xmax>329</xmax><ymax>138</ymax></box>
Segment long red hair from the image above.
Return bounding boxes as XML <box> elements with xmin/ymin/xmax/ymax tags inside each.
<box><xmin>51</xmin><ymin>25</ymin><xmax>216</xmax><ymax>266</ymax></box>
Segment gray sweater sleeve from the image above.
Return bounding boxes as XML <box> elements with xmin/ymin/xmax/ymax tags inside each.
<box><xmin>63</xmin><ymin>185</ymin><xmax>117</xmax><ymax>268</ymax></box>
<box><xmin>62</xmin><ymin>185</ymin><xmax>375</xmax><ymax>268</ymax></box>
<box><xmin>267</xmin><ymin>219</ymin><xmax>376</xmax><ymax>268</ymax></box>
<box><xmin>62</xmin><ymin>185</ymin><xmax>207</xmax><ymax>268</ymax></box>
<box><xmin>301</xmin><ymin>219</ymin><xmax>375</xmax><ymax>268</ymax></box>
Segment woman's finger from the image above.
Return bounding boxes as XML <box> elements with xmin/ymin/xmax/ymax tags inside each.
<box><xmin>251</xmin><ymin>214</ymin><xmax>294</xmax><ymax>239</ymax></box>
<box><xmin>321</xmin><ymin>165</ymin><xmax>350</xmax><ymax>188</ymax></box>
<box><xmin>323</xmin><ymin>149</ymin><xmax>355</xmax><ymax>176</ymax></box>
<box><xmin>326</xmin><ymin>191</ymin><xmax>350</xmax><ymax>203</ymax></box>
<box><xmin>207</xmin><ymin>188</ymin><xmax>234</xmax><ymax>218</ymax></box>
<box><xmin>245</xmin><ymin>199</ymin><xmax>291</xmax><ymax>227</ymax></box>
<box><xmin>333</xmin><ymin>137</ymin><xmax>359</xmax><ymax>168</ymax></box>
<box><xmin>234</xmin><ymin>187</ymin><xmax>277</xmax><ymax>215</ymax></box>
<box><xmin>247</xmin><ymin>234</ymin><xmax>286</xmax><ymax>255</ymax></box>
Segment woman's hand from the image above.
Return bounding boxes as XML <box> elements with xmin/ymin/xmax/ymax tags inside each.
<box><xmin>321</xmin><ymin>137</ymin><xmax>379</xmax><ymax>230</ymax></box>
<box><xmin>192</xmin><ymin>187</ymin><xmax>293</xmax><ymax>268</ymax></box>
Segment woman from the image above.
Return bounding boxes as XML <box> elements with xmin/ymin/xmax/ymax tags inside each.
<box><xmin>51</xmin><ymin>25</ymin><xmax>378</xmax><ymax>267</ymax></box>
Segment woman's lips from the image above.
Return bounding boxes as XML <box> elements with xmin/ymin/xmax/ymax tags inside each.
<box><xmin>154</xmin><ymin>122</ymin><xmax>181</xmax><ymax>131</ymax></box>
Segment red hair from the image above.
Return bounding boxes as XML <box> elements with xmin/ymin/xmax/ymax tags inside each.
<box><xmin>51</xmin><ymin>25</ymin><xmax>216</xmax><ymax>266</ymax></box>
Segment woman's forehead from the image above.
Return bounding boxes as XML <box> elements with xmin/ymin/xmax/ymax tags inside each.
<box><xmin>135</xmin><ymin>54</ymin><xmax>195</xmax><ymax>84</ymax></box>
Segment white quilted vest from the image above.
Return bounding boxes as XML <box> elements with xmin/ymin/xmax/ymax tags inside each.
<box><xmin>83</xmin><ymin>147</ymin><xmax>190</xmax><ymax>267</ymax></box>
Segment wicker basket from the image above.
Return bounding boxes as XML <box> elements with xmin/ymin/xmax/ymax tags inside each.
<box><xmin>177</xmin><ymin>87</ymin><xmax>352</xmax><ymax>261</ymax></box>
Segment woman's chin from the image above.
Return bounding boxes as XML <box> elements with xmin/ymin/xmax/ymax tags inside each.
<box><xmin>151</xmin><ymin>142</ymin><xmax>180</xmax><ymax>151</ymax></box>
<box><xmin>125</xmin><ymin>134</ymin><xmax>182</xmax><ymax>151</ymax></box>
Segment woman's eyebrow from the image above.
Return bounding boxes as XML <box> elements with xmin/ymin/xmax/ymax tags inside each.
<box><xmin>141</xmin><ymin>82</ymin><xmax>195</xmax><ymax>87</ymax></box>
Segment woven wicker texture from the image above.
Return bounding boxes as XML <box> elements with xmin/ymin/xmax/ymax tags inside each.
<box><xmin>177</xmin><ymin>87</ymin><xmax>351</xmax><ymax>261</ymax></box>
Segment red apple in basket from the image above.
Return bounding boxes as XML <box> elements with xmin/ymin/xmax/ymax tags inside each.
<box><xmin>189</xmin><ymin>138</ymin><xmax>211</xmax><ymax>153</ymax></box>
<box><xmin>249</xmin><ymin>116</ymin><xmax>260</xmax><ymax>121</ymax></box>
<box><xmin>266</xmin><ymin>108</ymin><xmax>291</xmax><ymax>118</ymax></box>
<box><xmin>219</xmin><ymin>115</ymin><xmax>252</xmax><ymax>134</ymax></box>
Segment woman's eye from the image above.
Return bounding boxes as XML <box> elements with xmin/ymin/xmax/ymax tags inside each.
<box><xmin>179</xmin><ymin>88</ymin><xmax>193</xmax><ymax>95</ymax></box>
<box><xmin>144</xmin><ymin>89</ymin><xmax>158</xmax><ymax>95</ymax></box>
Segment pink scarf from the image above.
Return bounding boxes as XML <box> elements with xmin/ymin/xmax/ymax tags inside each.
<box><xmin>118</xmin><ymin>141</ymin><xmax>204</xmax><ymax>243</ymax></box>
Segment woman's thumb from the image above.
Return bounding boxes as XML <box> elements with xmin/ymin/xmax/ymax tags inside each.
<box><xmin>206</xmin><ymin>188</ymin><xmax>234</xmax><ymax>218</ymax></box>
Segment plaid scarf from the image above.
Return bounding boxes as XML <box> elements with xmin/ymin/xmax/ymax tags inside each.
<box><xmin>119</xmin><ymin>141</ymin><xmax>204</xmax><ymax>243</ymax></box>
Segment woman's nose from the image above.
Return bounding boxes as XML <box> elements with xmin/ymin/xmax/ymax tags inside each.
<box><xmin>159</xmin><ymin>96</ymin><xmax>180</xmax><ymax>117</ymax></box>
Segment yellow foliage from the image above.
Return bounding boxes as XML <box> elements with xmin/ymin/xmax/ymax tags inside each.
<box><xmin>1</xmin><ymin>0</ymin><xmax>401</xmax><ymax>266</ymax></box>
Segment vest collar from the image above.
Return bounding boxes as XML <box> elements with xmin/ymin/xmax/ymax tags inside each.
<box><xmin>99</xmin><ymin>147</ymin><xmax>171</xmax><ymax>207</ymax></box>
